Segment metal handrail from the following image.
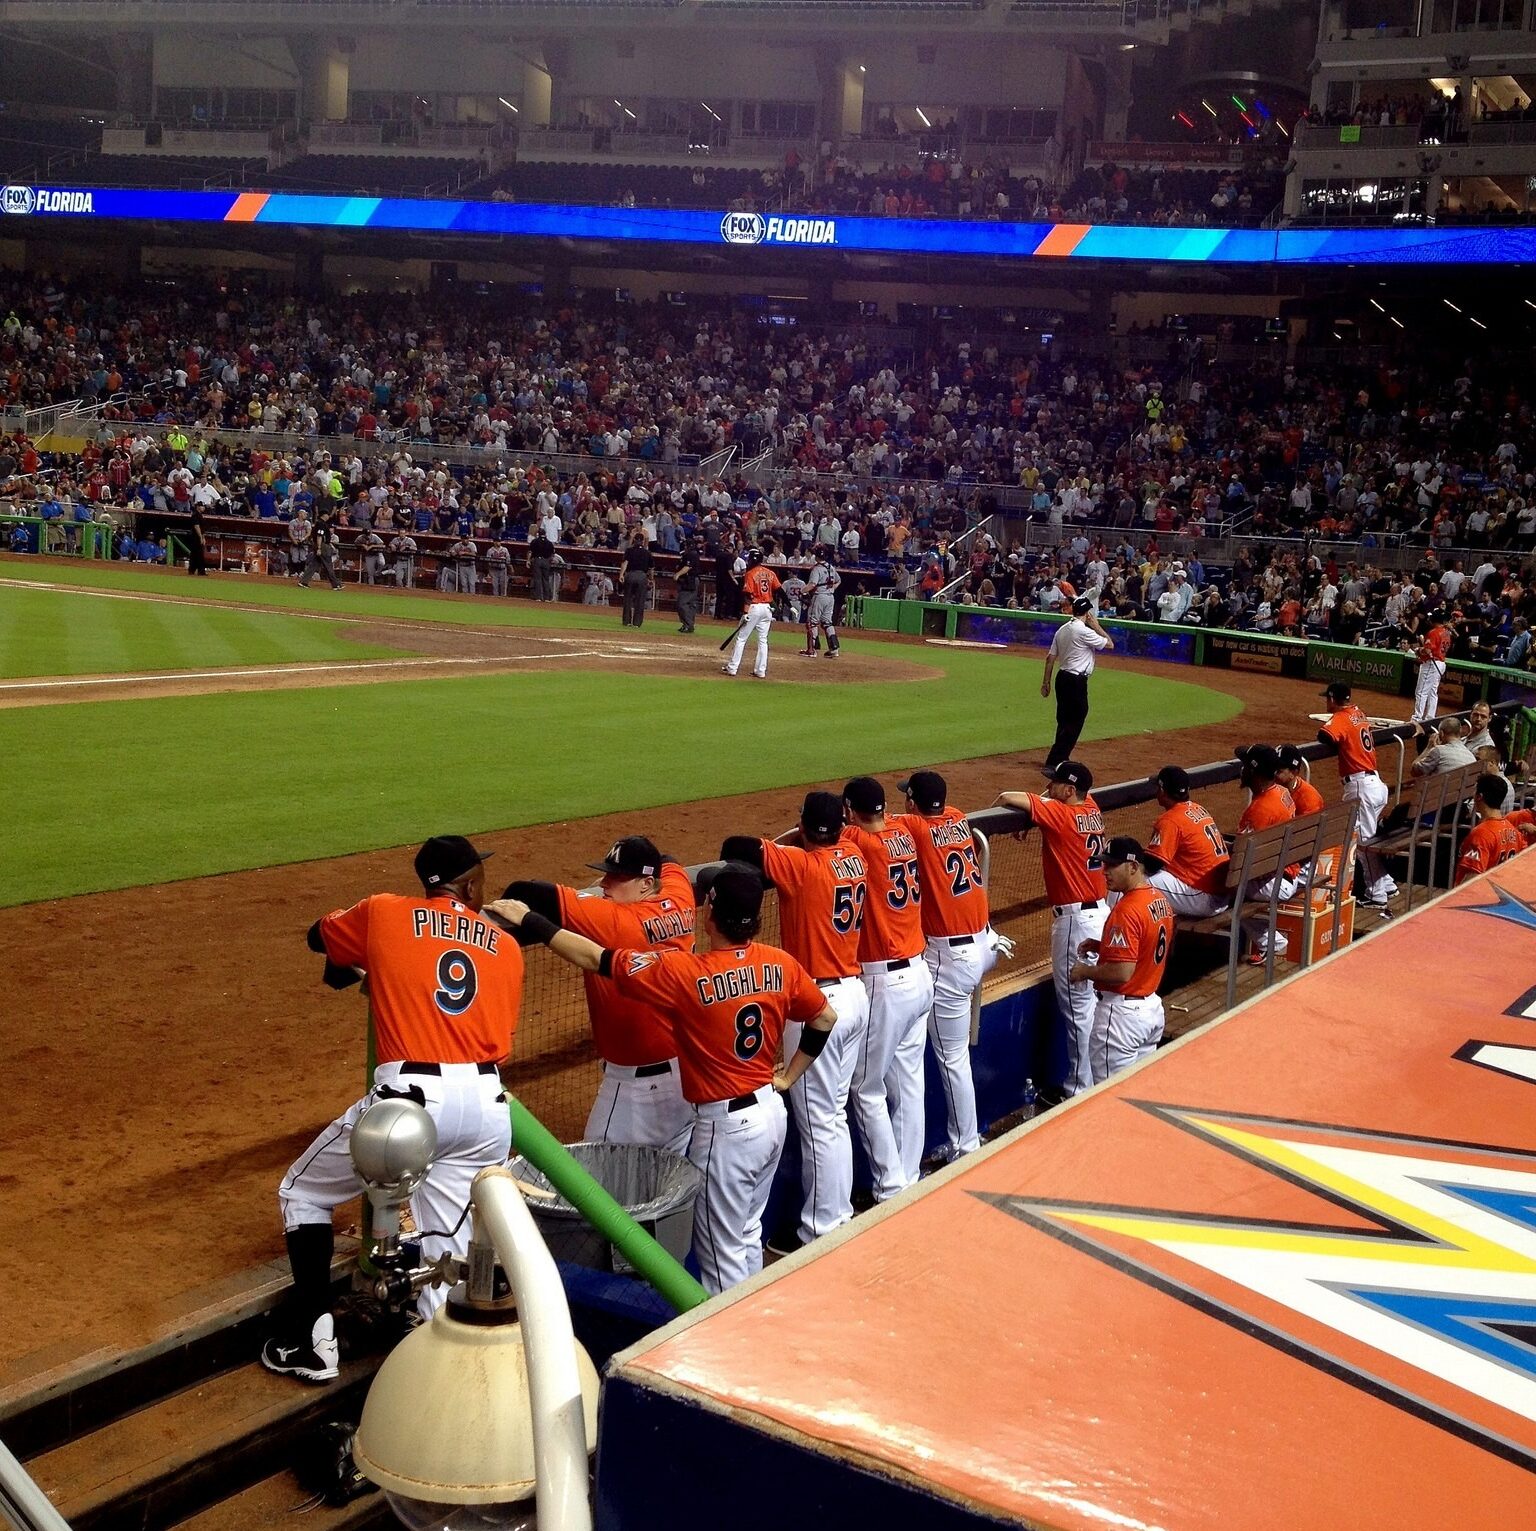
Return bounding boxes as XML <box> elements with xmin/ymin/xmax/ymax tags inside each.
<box><xmin>0</xmin><ymin>1434</ymin><xmax>73</xmax><ymax>1531</ymax></box>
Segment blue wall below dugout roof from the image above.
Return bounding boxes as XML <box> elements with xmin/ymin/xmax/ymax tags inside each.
<box><xmin>596</xmin><ymin>1372</ymin><xmax>1018</xmax><ymax>1531</ymax></box>
<box><xmin>763</xmin><ymin>975</ymin><xmax>1056</xmax><ymax>1247</ymax></box>
<box><xmin>557</xmin><ymin>976</ymin><xmax>1058</xmax><ymax>1356</ymax></box>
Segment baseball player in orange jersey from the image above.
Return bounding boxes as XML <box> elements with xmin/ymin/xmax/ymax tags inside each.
<box><xmin>997</xmin><ymin>759</ymin><xmax>1108</xmax><ymax>1097</ymax></box>
<box><xmin>1316</xmin><ymin>681</ymin><xmax>1394</xmax><ymax>909</ymax></box>
<box><xmin>894</xmin><ymin>770</ymin><xmax>1001</xmax><ymax>1161</ymax></box>
<box><xmin>500</xmin><ymin>836</ymin><xmax>696</xmax><ymax>1152</ymax></box>
<box><xmin>1070</xmin><ymin>837</ymin><xmax>1174</xmax><ymax>1084</ymax></box>
<box><xmin>488</xmin><ymin>865</ymin><xmax>837</xmax><ymax>1294</ymax></box>
<box><xmin>839</xmin><ymin>776</ymin><xmax>936</xmax><ymax>1197</ymax></box>
<box><xmin>267</xmin><ymin>836</ymin><xmax>522</xmax><ymax>1383</ymax></box>
<box><xmin>1275</xmin><ymin>747</ymin><xmax>1326</xmax><ymax>817</ymax></box>
<box><xmin>722</xmin><ymin>548</ymin><xmax>783</xmax><ymax>680</ymax></box>
<box><xmin>721</xmin><ymin>792</ymin><xmax>870</xmax><ymax>1245</ymax></box>
<box><xmin>1456</xmin><ymin>775</ymin><xmax>1527</xmax><ymax>884</ymax></box>
<box><xmin>1508</xmin><ymin>806</ymin><xmax>1536</xmax><ymax>842</ymax></box>
<box><xmin>1411</xmin><ymin>612</ymin><xmax>1460</xmax><ymax>723</ymax></box>
<box><xmin>1143</xmin><ymin>766</ymin><xmax>1231</xmax><ymax>918</ymax></box>
<box><xmin>1233</xmin><ymin>745</ymin><xmax>1299</xmax><ymax>962</ymax></box>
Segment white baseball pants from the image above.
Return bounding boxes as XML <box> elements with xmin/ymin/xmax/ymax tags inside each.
<box><xmin>1148</xmin><ymin>869</ymin><xmax>1229</xmax><ymax>919</ymax></box>
<box><xmin>725</xmin><ymin>602</ymin><xmax>774</xmax><ymax>678</ymax></box>
<box><xmin>1241</xmin><ymin>874</ymin><xmax>1300</xmax><ymax>956</ymax></box>
<box><xmin>877</xmin><ymin>959</ymin><xmax>938</xmax><ymax>1192</ymax></box>
<box><xmin>921</xmin><ymin>930</ymin><xmax>997</xmax><ymax>1157</ymax></box>
<box><xmin>1090</xmin><ymin>993</ymin><xmax>1165</xmax><ymax>1085</ymax></box>
<box><xmin>1411</xmin><ymin>658</ymin><xmax>1446</xmax><ymax>723</ymax></box>
<box><xmin>1052</xmin><ymin>903</ymin><xmax>1108</xmax><ymax>1096</ymax></box>
<box><xmin>279</xmin><ymin>1061</ymin><xmax>510</xmax><ymax>1320</ymax></box>
<box><xmin>584</xmin><ymin>1059</ymin><xmax>693</xmax><ymax>1155</ymax></box>
<box><xmin>1344</xmin><ymin>771</ymin><xmax>1396</xmax><ymax>902</ymax></box>
<box><xmin>854</xmin><ymin>958</ymin><xmax>934</xmax><ymax>1200</ymax></box>
<box><xmin>785</xmin><ymin>976</ymin><xmax>867</xmax><ymax>1243</ymax></box>
<box><xmin>686</xmin><ymin>1086</ymin><xmax>787</xmax><ymax>1295</ymax></box>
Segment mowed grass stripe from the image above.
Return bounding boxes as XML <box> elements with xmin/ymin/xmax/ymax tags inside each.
<box><xmin>0</xmin><ymin>660</ymin><xmax>1239</xmax><ymax>906</ymax></box>
<box><xmin>0</xmin><ymin>559</ymin><xmax>617</xmax><ymax>633</ymax></box>
<box><xmin>0</xmin><ymin>584</ymin><xmax>413</xmax><ymax>678</ymax></box>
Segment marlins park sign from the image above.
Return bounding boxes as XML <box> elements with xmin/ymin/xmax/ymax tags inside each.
<box><xmin>5</xmin><ymin>183</ymin><xmax>1536</xmax><ymax>265</ymax></box>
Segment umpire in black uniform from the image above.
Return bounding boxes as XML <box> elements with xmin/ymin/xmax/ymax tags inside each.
<box><xmin>675</xmin><ymin>539</ymin><xmax>700</xmax><ymax>633</ymax></box>
<box><xmin>620</xmin><ymin>531</ymin><xmax>653</xmax><ymax>627</ymax></box>
<box><xmin>1042</xmin><ymin>596</ymin><xmax>1114</xmax><ymax>772</ymax></box>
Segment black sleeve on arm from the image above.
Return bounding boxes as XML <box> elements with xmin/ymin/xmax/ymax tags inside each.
<box><xmin>796</xmin><ymin>1026</ymin><xmax>830</xmax><ymax>1058</ymax></box>
<box><xmin>1315</xmin><ymin>730</ymin><xmax>1335</xmax><ymax>750</ymax></box>
<box><xmin>500</xmin><ymin>880</ymin><xmax>563</xmax><ymax>947</ymax></box>
<box><xmin>306</xmin><ymin>919</ymin><xmax>327</xmax><ymax>953</ymax></box>
<box><xmin>720</xmin><ymin>836</ymin><xmax>765</xmax><ymax>870</ymax></box>
<box><xmin>597</xmin><ymin>949</ymin><xmax>616</xmax><ymax>979</ymax></box>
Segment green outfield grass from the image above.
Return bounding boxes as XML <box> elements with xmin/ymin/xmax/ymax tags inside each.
<box><xmin>1</xmin><ymin>657</ymin><xmax>1240</xmax><ymax>907</ymax></box>
<box><xmin>0</xmin><ymin>583</ymin><xmax>411</xmax><ymax>678</ymax></box>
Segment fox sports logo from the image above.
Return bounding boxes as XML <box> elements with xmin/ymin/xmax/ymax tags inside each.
<box><xmin>1</xmin><ymin>185</ymin><xmax>37</xmax><ymax>216</ymax></box>
<box><xmin>720</xmin><ymin>211</ymin><xmax>766</xmax><ymax>245</ymax></box>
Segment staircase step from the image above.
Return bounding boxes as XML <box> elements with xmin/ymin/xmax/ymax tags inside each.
<box><xmin>26</xmin><ymin>1357</ymin><xmax>380</xmax><ymax>1531</ymax></box>
<box><xmin>169</xmin><ymin>1469</ymin><xmax>391</xmax><ymax>1531</ymax></box>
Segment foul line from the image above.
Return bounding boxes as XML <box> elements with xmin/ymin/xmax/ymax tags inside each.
<box><xmin>0</xmin><ymin>576</ymin><xmax>696</xmax><ymax>648</ymax></box>
<box><xmin>0</xmin><ymin>649</ymin><xmax>703</xmax><ymax>694</ymax></box>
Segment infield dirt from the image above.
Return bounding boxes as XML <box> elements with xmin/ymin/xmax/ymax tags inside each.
<box><xmin>2</xmin><ymin>614</ymin><xmax>1333</xmax><ymax>1389</ymax></box>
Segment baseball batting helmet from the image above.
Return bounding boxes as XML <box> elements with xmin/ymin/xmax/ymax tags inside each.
<box><xmin>745</xmin><ymin>547</ymin><xmax>764</xmax><ymax>567</ymax></box>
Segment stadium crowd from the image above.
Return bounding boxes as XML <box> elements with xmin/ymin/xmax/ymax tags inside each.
<box><xmin>4</xmin><ymin>274</ymin><xmax>1536</xmax><ymax>657</ymax></box>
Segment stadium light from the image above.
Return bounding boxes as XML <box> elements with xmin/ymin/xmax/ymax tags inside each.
<box><xmin>916</xmin><ymin>107</ymin><xmax>931</xmax><ymax>127</ymax></box>
<box><xmin>498</xmin><ymin>97</ymin><xmax>519</xmax><ymax>114</ymax></box>
<box><xmin>1444</xmin><ymin>298</ymin><xmax>1461</xmax><ymax>312</ymax></box>
<box><xmin>1201</xmin><ymin>100</ymin><xmax>1219</xmax><ymax>118</ymax></box>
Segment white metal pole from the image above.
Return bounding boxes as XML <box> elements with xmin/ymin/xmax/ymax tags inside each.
<box><xmin>470</xmin><ymin>1167</ymin><xmax>593</xmax><ymax>1531</ymax></box>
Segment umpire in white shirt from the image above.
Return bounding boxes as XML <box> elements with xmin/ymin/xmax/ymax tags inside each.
<box><xmin>1043</xmin><ymin>596</ymin><xmax>1114</xmax><ymax>772</ymax></box>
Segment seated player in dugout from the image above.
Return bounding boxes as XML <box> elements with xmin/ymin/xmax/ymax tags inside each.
<box><xmin>498</xmin><ymin>835</ymin><xmax>697</xmax><ymax>1153</ymax></box>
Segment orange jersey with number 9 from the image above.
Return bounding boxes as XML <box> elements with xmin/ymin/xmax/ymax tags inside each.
<box><xmin>318</xmin><ymin>893</ymin><xmax>523</xmax><ymax>1065</ymax></box>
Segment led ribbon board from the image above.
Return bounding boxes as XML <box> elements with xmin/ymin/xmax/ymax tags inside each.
<box><xmin>5</xmin><ymin>184</ymin><xmax>1536</xmax><ymax>264</ymax></box>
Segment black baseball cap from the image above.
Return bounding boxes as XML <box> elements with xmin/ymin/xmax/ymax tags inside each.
<box><xmin>899</xmin><ymin>770</ymin><xmax>947</xmax><ymax>812</ymax></box>
<box><xmin>1153</xmin><ymin>766</ymin><xmax>1190</xmax><ymax>801</ymax></box>
<box><xmin>702</xmin><ymin>862</ymin><xmax>764</xmax><ymax>929</ymax></box>
<box><xmin>415</xmin><ymin>835</ymin><xmax>492</xmax><ymax>890</ymax></box>
<box><xmin>801</xmin><ymin>790</ymin><xmax>845</xmax><ymax>843</ymax></box>
<box><xmin>1276</xmin><ymin>745</ymin><xmax>1306</xmax><ymax>770</ymax></box>
<box><xmin>1072</xmin><ymin>596</ymin><xmax>1093</xmax><ymax>615</ymax></box>
<box><xmin>1104</xmin><ymin>835</ymin><xmax>1147</xmax><ymax>867</ymax></box>
<box><xmin>1046</xmin><ymin>759</ymin><xmax>1093</xmax><ymax>792</ymax></box>
<box><xmin>587</xmin><ymin>835</ymin><xmax>662</xmax><ymax>879</ymax></box>
<box><xmin>1323</xmin><ymin>681</ymin><xmax>1352</xmax><ymax>703</ymax></box>
<box><xmin>843</xmin><ymin>776</ymin><xmax>886</xmax><ymax>815</ymax></box>
<box><xmin>1236</xmin><ymin>743</ymin><xmax>1281</xmax><ymax>777</ymax></box>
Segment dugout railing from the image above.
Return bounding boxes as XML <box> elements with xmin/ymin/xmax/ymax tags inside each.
<box><xmin>503</xmin><ymin>704</ymin><xmax>1533</xmax><ymax>1146</ymax></box>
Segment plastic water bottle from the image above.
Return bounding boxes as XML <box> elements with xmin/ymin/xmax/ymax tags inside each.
<box><xmin>1021</xmin><ymin>1078</ymin><xmax>1039</xmax><ymax>1121</ymax></box>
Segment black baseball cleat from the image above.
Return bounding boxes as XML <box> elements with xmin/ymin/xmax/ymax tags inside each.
<box><xmin>261</xmin><ymin>1313</ymin><xmax>340</xmax><ymax>1383</ymax></box>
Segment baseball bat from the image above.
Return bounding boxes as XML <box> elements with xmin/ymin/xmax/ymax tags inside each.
<box><xmin>719</xmin><ymin>619</ymin><xmax>747</xmax><ymax>652</ymax></box>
